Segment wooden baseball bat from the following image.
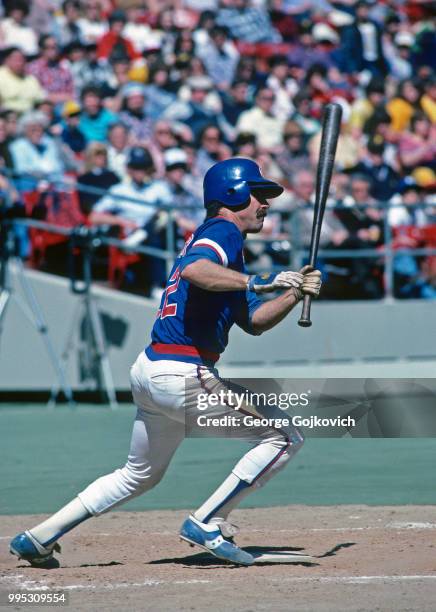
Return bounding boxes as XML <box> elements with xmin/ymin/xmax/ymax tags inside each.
<box><xmin>298</xmin><ymin>102</ymin><xmax>342</xmax><ymax>328</ymax></box>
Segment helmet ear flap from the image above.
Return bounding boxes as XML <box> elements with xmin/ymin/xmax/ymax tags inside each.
<box><xmin>224</xmin><ymin>180</ymin><xmax>251</xmax><ymax>206</ymax></box>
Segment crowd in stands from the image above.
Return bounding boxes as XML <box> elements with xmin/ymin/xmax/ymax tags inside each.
<box><xmin>0</xmin><ymin>0</ymin><xmax>435</xmax><ymax>299</ymax></box>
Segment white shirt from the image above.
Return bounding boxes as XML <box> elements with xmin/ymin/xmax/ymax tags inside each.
<box><xmin>236</xmin><ymin>107</ymin><xmax>285</xmax><ymax>149</ymax></box>
<box><xmin>107</xmin><ymin>147</ymin><xmax>129</xmax><ymax>181</ymax></box>
<box><xmin>122</xmin><ymin>23</ymin><xmax>153</xmax><ymax>53</ymax></box>
<box><xmin>0</xmin><ymin>18</ymin><xmax>38</xmax><ymax>56</ymax></box>
<box><xmin>358</xmin><ymin>22</ymin><xmax>378</xmax><ymax>62</ymax></box>
<box><xmin>76</xmin><ymin>18</ymin><xmax>108</xmax><ymax>44</ymax></box>
<box><xmin>93</xmin><ymin>178</ymin><xmax>169</xmax><ymax>229</ymax></box>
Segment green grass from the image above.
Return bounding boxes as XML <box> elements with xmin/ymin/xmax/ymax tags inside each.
<box><xmin>1</xmin><ymin>404</ymin><xmax>435</xmax><ymax>514</ymax></box>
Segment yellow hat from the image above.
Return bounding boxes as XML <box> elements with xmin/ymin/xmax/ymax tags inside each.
<box><xmin>62</xmin><ymin>100</ymin><xmax>81</xmax><ymax>117</ymax></box>
<box><xmin>128</xmin><ymin>63</ymin><xmax>149</xmax><ymax>84</ymax></box>
<box><xmin>412</xmin><ymin>167</ymin><xmax>436</xmax><ymax>187</ymax></box>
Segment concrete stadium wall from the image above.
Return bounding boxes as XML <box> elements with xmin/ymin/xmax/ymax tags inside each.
<box><xmin>0</xmin><ymin>265</ymin><xmax>435</xmax><ymax>391</ymax></box>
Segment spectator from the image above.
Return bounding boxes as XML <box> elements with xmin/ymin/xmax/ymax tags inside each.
<box><xmin>0</xmin><ymin>47</ymin><xmax>46</xmax><ymax>114</ymax></box>
<box><xmin>216</xmin><ymin>0</ymin><xmax>281</xmax><ymax>44</ymax></box>
<box><xmin>143</xmin><ymin>63</ymin><xmax>177</xmax><ymax>121</ymax></box>
<box><xmin>77</xmin><ymin>141</ymin><xmax>119</xmax><ymax>215</ymax></box>
<box><xmin>398</xmin><ymin>112</ymin><xmax>436</xmax><ymax>174</ymax></box>
<box><xmin>387</xmin><ymin>79</ymin><xmax>421</xmax><ymax>133</ymax></box>
<box><xmin>60</xmin><ymin>100</ymin><xmax>86</xmax><ymax>155</ymax></box>
<box><xmin>106</xmin><ymin>123</ymin><xmax>130</xmax><ymax>180</ymax></box>
<box><xmin>339</xmin><ymin>0</ymin><xmax>388</xmax><ymax>76</ymax></box>
<box><xmin>384</xmin><ymin>30</ymin><xmax>414</xmax><ymax>81</ymax></box>
<box><xmin>0</xmin><ymin>1</ymin><xmax>38</xmax><ymax>57</ymax></box>
<box><xmin>221</xmin><ymin>80</ymin><xmax>251</xmax><ymax>128</ymax></box>
<box><xmin>68</xmin><ymin>42</ymin><xmax>114</xmax><ymax>95</ymax></box>
<box><xmin>234</xmin><ymin>56</ymin><xmax>266</xmax><ymax>99</ymax></box>
<box><xmin>164</xmin><ymin>76</ymin><xmax>221</xmax><ymax>139</ymax></box>
<box><xmin>389</xmin><ymin>178</ymin><xmax>428</xmax><ymax>228</ymax></box>
<box><xmin>388</xmin><ymin>179</ymin><xmax>431</xmax><ymax>298</ymax></box>
<box><xmin>146</xmin><ymin>120</ymin><xmax>181</xmax><ymax>176</ymax></box>
<box><xmin>0</xmin><ymin>116</ymin><xmax>14</xmax><ymax>169</ymax></box>
<box><xmin>420</xmin><ymin>77</ymin><xmax>436</xmax><ymax>124</ymax></box>
<box><xmin>351</xmin><ymin>140</ymin><xmax>400</xmax><ymax>201</ymax></box>
<box><xmin>2</xmin><ymin>109</ymin><xmax>18</xmax><ymax>140</ymax></box>
<box><xmin>290</xmin><ymin>89</ymin><xmax>320</xmax><ymax>138</ymax></box>
<box><xmin>90</xmin><ymin>146</ymin><xmax>164</xmax><ymax>233</ymax></box>
<box><xmin>236</xmin><ymin>88</ymin><xmax>285</xmax><ymax>152</ymax></box>
<box><xmin>233</xmin><ymin>131</ymin><xmax>257</xmax><ymax>158</ymax></box>
<box><xmin>108</xmin><ymin>53</ymin><xmax>134</xmax><ymax>95</ymax></box>
<box><xmin>288</xmin><ymin>169</ymin><xmax>348</xmax><ymax>249</ymax></box>
<box><xmin>90</xmin><ymin>146</ymin><xmax>169</xmax><ymax>293</ymax></box>
<box><xmin>287</xmin><ymin>21</ymin><xmax>337</xmax><ymax>72</ymax></box>
<box><xmin>122</xmin><ymin>5</ymin><xmax>154</xmax><ymax>55</ymax></box>
<box><xmin>9</xmin><ymin>110</ymin><xmax>64</xmax><ymax>191</ymax></box>
<box><xmin>195</xmin><ymin>124</ymin><xmax>231</xmax><ymax>177</ymax></box>
<box><xmin>159</xmin><ymin>147</ymin><xmax>203</xmax><ymax>237</ymax></box>
<box><xmin>192</xmin><ymin>10</ymin><xmax>216</xmax><ymax>54</ymax></box>
<box><xmin>275</xmin><ymin>121</ymin><xmax>311</xmax><ymax>181</ymax></box>
<box><xmin>309</xmin><ymin>120</ymin><xmax>362</xmax><ymax>172</ymax></box>
<box><xmin>28</xmin><ymin>35</ymin><xmax>75</xmax><ymax>106</ymax></box>
<box><xmin>348</xmin><ymin>77</ymin><xmax>385</xmax><ymax>132</ymax></box>
<box><xmin>266</xmin><ymin>55</ymin><xmax>298</xmax><ymax>122</ymax></box>
<box><xmin>77</xmin><ymin>1</ymin><xmax>108</xmax><ymax>45</ymax></box>
<box><xmin>79</xmin><ymin>86</ymin><xmax>118</xmax><ymax>142</ymax></box>
<box><xmin>96</xmin><ymin>9</ymin><xmax>140</xmax><ymax>62</ymax></box>
<box><xmin>53</xmin><ymin>0</ymin><xmax>83</xmax><ymax>49</ymax></box>
<box><xmin>197</xmin><ymin>25</ymin><xmax>240</xmax><ymax>90</ymax></box>
<box><xmin>119</xmin><ymin>83</ymin><xmax>153</xmax><ymax>143</ymax></box>
<box><xmin>337</xmin><ymin>174</ymin><xmax>385</xmax><ymax>299</ymax></box>
<box><xmin>35</xmin><ymin>100</ymin><xmax>57</xmax><ymax>128</ymax></box>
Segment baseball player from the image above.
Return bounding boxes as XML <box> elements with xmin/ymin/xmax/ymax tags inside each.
<box><xmin>10</xmin><ymin>158</ymin><xmax>321</xmax><ymax>567</ymax></box>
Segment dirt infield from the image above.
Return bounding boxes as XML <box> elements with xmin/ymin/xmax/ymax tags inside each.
<box><xmin>1</xmin><ymin>506</ymin><xmax>436</xmax><ymax>611</ymax></box>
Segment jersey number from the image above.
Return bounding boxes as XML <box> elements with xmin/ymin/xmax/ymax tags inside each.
<box><xmin>159</xmin><ymin>266</ymin><xmax>181</xmax><ymax>319</ymax></box>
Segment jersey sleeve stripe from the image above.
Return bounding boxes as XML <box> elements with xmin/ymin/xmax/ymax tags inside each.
<box><xmin>191</xmin><ymin>239</ymin><xmax>229</xmax><ymax>267</ymax></box>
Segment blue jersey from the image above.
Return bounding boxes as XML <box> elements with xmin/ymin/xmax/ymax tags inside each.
<box><xmin>146</xmin><ymin>217</ymin><xmax>262</xmax><ymax>365</ymax></box>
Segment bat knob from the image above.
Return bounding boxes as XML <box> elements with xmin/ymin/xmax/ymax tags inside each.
<box><xmin>298</xmin><ymin>318</ymin><xmax>312</xmax><ymax>328</ymax></box>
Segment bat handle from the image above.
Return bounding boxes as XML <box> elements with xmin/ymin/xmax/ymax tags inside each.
<box><xmin>298</xmin><ymin>294</ymin><xmax>312</xmax><ymax>327</ymax></box>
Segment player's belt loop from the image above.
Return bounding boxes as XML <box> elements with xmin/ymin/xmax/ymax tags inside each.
<box><xmin>150</xmin><ymin>343</ymin><xmax>220</xmax><ymax>363</ymax></box>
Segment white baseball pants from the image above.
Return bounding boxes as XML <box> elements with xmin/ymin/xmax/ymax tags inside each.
<box><xmin>78</xmin><ymin>351</ymin><xmax>304</xmax><ymax>521</ymax></box>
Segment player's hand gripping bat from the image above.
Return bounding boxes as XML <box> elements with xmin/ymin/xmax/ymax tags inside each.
<box><xmin>298</xmin><ymin>102</ymin><xmax>342</xmax><ymax>328</ymax></box>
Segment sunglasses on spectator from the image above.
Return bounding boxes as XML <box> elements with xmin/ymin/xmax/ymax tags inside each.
<box><xmin>258</xmin><ymin>95</ymin><xmax>274</xmax><ymax>101</ymax></box>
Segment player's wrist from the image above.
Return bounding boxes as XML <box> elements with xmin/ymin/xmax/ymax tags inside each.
<box><xmin>290</xmin><ymin>286</ymin><xmax>304</xmax><ymax>302</ymax></box>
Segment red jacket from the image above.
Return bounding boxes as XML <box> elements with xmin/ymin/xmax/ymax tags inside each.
<box><xmin>97</xmin><ymin>31</ymin><xmax>140</xmax><ymax>61</ymax></box>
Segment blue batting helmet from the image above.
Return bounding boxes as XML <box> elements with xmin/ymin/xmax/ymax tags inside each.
<box><xmin>203</xmin><ymin>158</ymin><xmax>284</xmax><ymax>208</ymax></box>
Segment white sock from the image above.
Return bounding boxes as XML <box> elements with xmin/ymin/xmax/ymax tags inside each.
<box><xmin>29</xmin><ymin>497</ymin><xmax>91</xmax><ymax>546</ymax></box>
<box><xmin>194</xmin><ymin>473</ymin><xmax>250</xmax><ymax>523</ymax></box>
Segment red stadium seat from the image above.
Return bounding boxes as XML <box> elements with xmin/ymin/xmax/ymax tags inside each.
<box><xmin>23</xmin><ymin>189</ymin><xmax>86</xmax><ymax>268</ymax></box>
